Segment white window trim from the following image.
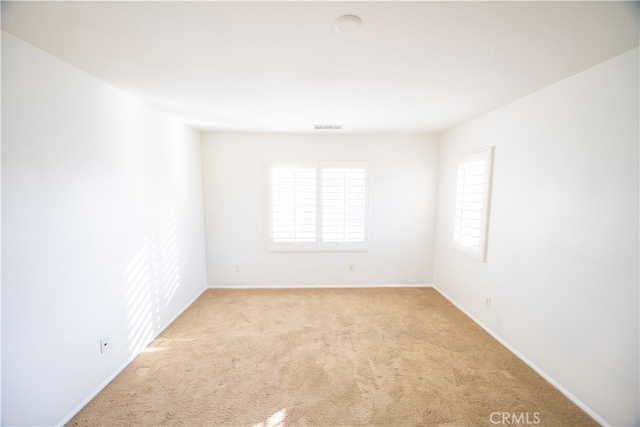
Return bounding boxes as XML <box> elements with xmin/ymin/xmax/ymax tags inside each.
<box><xmin>267</xmin><ymin>159</ymin><xmax>369</xmax><ymax>252</ymax></box>
<box><xmin>451</xmin><ymin>147</ymin><xmax>494</xmax><ymax>262</ymax></box>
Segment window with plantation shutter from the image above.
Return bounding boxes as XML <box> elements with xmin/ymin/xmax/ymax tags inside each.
<box><xmin>268</xmin><ymin>160</ymin><xmax>368</xmax><ymax>252</ymax></box>
<box><xmin>452</xmin><ymin>147</ymin><xmax>494</xmax><ymax>261</ymax></box>
<box><xmin>322</xmin><ymin>163</ymin><xmax>367</xmax><ymax>243</ymax></box>
<box><xmin>270</xmin><ymin>164</ymin><xmax>317</xmax><ymax>243</ymax></box>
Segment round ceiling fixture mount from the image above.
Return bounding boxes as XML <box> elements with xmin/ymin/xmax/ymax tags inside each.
<box><xmin>334</xmin><ymin>15</ymin><xmax>362</xmax><ymax>35</ymax></box>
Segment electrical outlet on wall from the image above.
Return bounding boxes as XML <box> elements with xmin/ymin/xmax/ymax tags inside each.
<box><xmin>100</xmin><ymin>337</ymin><xmax>110</xmax><ymax>354</ymax></box>
<box><xmin>485</xmin><ymin>297</ymin><xmax>492</xmax><ymax>308</ymax></box>
<box><xmin>235</xmin><ymin>264</ymin><xmax>240</xmax><ymax>273</ymax></box>
<box><xmin>348</xmin><ymin>264</ymin><xmax>354</xmax><ymax>272</ymax></box>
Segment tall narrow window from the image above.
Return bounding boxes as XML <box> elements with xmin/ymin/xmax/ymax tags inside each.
<box><xmin>452</xmin><ymin>147</ymin><xmax>494</xmax><ymax>261</ymax></box>
<box><xmin>268</xmin><ymin>160</ymin><xmax>368</xmax><ymax>251</ymax></box>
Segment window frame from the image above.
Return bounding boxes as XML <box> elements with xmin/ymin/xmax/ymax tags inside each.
<box><xmin>451</xmin><ymin>146</ymin><xmax>494</xmax><ymax>262</ymax></box>
<box><xmin>267</xmin><ymin>159</ymin><xmax>369</xmax><ymax>252</ymax></box>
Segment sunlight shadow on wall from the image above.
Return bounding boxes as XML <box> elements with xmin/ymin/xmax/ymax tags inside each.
<box><xmin>159</xmin><ymin>207</ymin><xmax>180</xmax><ymax>307</ymax></box>
<box><xmin>124</xmin><ymin>240</ymin><xmax>154</xmax><ymax>354</ymax></box>
<box><xmin>124</xmin><ymin>208</ymin><xmax>182</xmax><ymax>354</ymax></box>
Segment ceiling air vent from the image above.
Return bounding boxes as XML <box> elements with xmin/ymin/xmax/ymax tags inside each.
<box><xmin>314</xmin><ymin>124</ymin><xmax>343</xmax><ymax>130</ymax></box>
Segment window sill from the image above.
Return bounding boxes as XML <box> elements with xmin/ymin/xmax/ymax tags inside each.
<box><xmin>268</xmin><ymin>242</ymin><xmax>368</xmax><ymax>252</ymax></box>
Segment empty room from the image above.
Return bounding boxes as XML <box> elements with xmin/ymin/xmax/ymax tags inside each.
<box><xmin>2</xmin><ymin>1</ymin><xmax>638</xmax><ymax>426</ymax></box>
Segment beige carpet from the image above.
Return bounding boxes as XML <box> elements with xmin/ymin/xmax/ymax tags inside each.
<box><xmin>68</xmin><ymin>288</ymin><xmax>598</xmax><ymax>426</ymax></box>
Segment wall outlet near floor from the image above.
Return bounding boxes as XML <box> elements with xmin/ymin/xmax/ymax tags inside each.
<box><xmin>485</xmin><ymin>297</ymin><xmax>492</xmax><ymax>308</ymax></box>
<box><xmin>235</xmin><ymin>264</ymin><xmax>240</xmax><ymax>272</ymax></box>
<box><xmin>348</xmin><ymin>264</ymin><xmax>354</xmax><ymax>272</ymax></box>
<box><xmin>100</xmin><ymin>337</ymin><xmax>110</xmax><ymax>354</ymax></box>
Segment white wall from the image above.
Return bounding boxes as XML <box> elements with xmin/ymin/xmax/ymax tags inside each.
<box><xmin>433</xmin><ymin>48</ymin><xmax>639</xmax><ymax>426</ymax></box>
<box><xmin>202</xmin><ymin>133</ymin><xmax>439</xmax><ymax>287</ymax></box>
<box><xmin>1</xmin><ymin>32</ymin><xmax>207</xmax><ymax>426</ymax></box>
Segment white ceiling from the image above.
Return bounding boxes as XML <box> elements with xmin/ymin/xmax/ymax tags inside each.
<box><xmin>2</xmin><ymin>1</ymin><xmax>638</xmax><ymax>134</ymax></box>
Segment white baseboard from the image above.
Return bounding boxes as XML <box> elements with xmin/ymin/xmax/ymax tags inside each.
<box><xmin>208</xmin><ymin>283</ymin><xmax>432</xmax><ymax>289</ymax></box>
<box><xmin>56</xmin><ymin>286</ymin><xmax>207</xmax><ymax>427</ymax></box>
<box><xmin>431</xmin><ymin>285</ymin><xmax>609</xmax><ymax>427</ymax></box>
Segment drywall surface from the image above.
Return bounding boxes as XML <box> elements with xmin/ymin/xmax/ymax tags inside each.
<box><xmin>2</xmin><ymin>32</ymin><xmax>207</xmax><ymax>426</ymax></box>
<box><xmin>202</xmin><ymin>133</ymin><xmax>439</xmax><ymax>287</ymax></box>
<box><xmin>433</xmin><ymin>48</ymin><xmax>639</xmax><ymax>426</ymax></box>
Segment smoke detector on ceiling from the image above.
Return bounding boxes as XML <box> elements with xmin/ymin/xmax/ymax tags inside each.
<box><xmin>334</xmin><ymin>15</ymin><xmax>362</xmax><ymax>35</ymax></box>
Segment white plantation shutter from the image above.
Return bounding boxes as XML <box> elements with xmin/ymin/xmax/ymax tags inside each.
<box><xmin>452</xmin><ymin>159</ymin><xmax>485</xmax><ymax>248</ymax></box>
<box><xmin>322</xmin><ymin>165</ymin><xmax>367</xmax><ymax>243</ymax></box>
<box><xmin>268</xmin><ymin>160</ymin><xmax>368</xmax><ymax>251</ymax></box>
<box><xmin>452</xmin><ymin>147</ymin><xmax>493</xmax><ymax>261</ymax></box>
<box><xmin>270</xmin><ymin>163</ymin><xmax>317</xmax><ymax>243</ymax></box>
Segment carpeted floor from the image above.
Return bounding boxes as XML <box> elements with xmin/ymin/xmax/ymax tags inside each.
<box><xmin>68</xmin><ymin>288</ymin><xmax>598</xmax><ymax>426</ymax></box>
